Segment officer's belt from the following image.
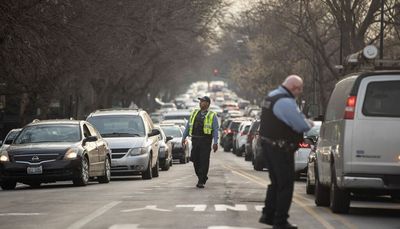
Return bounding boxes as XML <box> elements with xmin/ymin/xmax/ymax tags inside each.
<box><xmin>260</xmin><ymin>136</ymin><xmax>296</xmax><ymax>148</ymax></box>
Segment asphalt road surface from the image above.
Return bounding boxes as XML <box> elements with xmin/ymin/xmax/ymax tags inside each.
<box><xmin>0</xmin><ymin>148</ymin><xmax>399</xmax><ymax>229</ymax></box>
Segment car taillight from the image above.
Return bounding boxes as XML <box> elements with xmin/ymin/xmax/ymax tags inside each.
<box><xmin>298</xmin><ymin>142</ymin><xmax>311</xmax><ymax>148</ymax></box>
<box><xmin>344</xmin><ymin>96</ymin><xmax>356</xmax><ymax>120</ymax></box>
<box><xmin>224</xmin><ymin>129</ymin><xmax>232</xmax><ymax>134</ymax></box>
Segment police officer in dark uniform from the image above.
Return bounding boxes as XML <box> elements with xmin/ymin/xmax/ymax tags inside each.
<box><xmin>258</xmin><ymin>75</ymin><xmax>313</xmax><ymax>229</ymax></box>
<box><xmin>182</xmin><ymin>96</ymin><xmax>219</xmax><ymax>188</ymax></box>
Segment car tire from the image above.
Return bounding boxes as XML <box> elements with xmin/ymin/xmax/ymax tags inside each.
<box><xmin>161</xmin><ymin>159</ymin><xmax>170</xmax><ymax>171</ymax></box>
<box><xmin>1</xmin><ymin>180</ymin><xmax>17</xmax><ymax>190</ymax></box>
<box><xmin>223</xmin><ymin>142</ymin><xmax>230</xmax><ymax>152</ymax></box>
<box><xmin>314</xmin><ymin>167</ymin><xmax>330</xmax><ymax>206</ymax></box>
<box><xmin>152</xmin><ymin>158</ymin><xmax>159</xmax><ymax>177</ymax></box>
<box><xmin>244</xmin><ymin>152</ymin><xmax>252</xmax><ymax>161</ymax></box>
<box><xmin>179</xmin><ymin>156</ymin><xmax>186</xmax><ymax>164</ymax></box>
<box><xmin>306</xmin><ymin>168</ymin><xmax>315</xmax><ymax>194</ymax></box>
<box><xmin>253</xmin><ymin>158</ymin><xmax>263</xmax><ymax>171</ymax></box>
<box><xmin>142</xmin><ymin>156</ymin><xmax>153</xmax><ymax>180</ymax></box>
<box><xmin>330</xmin><ymin>166</ymin><xmax>350</xmax><ymax>213</ymax></box>
<box><xmin>98</xmin><ymin>157</ymin><xmax>111</xmax><ymax>183</ymax></box>
<box><xmin>73</xmin><ymin>156</ymin><xmax>89</xmax><ymax>186</ymax></box>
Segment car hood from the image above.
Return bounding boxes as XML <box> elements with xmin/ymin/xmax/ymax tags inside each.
<box><xmin>104</xmin><ymin>137</ymin><xmax>146</xmax><ymax>149</ymax></box>
<box><xmin>6</xmin><ymin>142</ymin><xmax>78</xmax><ymax>155</ymax></box>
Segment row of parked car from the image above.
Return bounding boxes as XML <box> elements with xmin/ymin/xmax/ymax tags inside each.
<box><xmin>0</xmin><ymin>108</ymin><xmax>191</xmax><ymax>190</ymax></box>
<box><xmin>220</xmin><ymin>116</ymin><xmax>322</xmax><ymax>178</ymax></box>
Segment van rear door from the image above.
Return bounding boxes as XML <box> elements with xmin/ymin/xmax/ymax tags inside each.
<box><xmin>351</xmin><ymin>74</ymin><xmax>400</xmax><ymax>174</ymax></box>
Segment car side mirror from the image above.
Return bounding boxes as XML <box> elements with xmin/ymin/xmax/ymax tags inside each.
<box><xmin>166</xmin><ymin>136</ymin><xmax>173</xmax><ymax>142</ymax></box>
<box><xmin>83</xmin><ymin>136</ymin><xmax>97</xmax><ymax>145</ymax></box>
<box><xmin>148</xmin><ymin>129</ymin><xmax>160</xmax><ymax>137</ymax></box>
<box><xmin>4</xmin><ymin>139</ymin><xmax>13</xmax><ymax>145</ymax></box>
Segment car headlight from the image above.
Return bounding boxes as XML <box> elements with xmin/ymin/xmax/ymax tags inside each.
<box><xmin>128</xmin><ymin>147</ymin><xmax>147</xmax><ymax>156</ymax></box>
<box><xmin>64</xmin><ymin>148</ymin><xmax>79</xmax><ymax>160</ymax></box>
<box><xmin>0</xmin><ymin>151</ymin><xmax>9</xmax><ymax>162</ymax></box>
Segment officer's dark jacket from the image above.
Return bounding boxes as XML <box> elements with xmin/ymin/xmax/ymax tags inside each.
<box><xmin>259</xmin><ymin>88</ymin><xmax>303</xmax><ymax>145</ymax></box>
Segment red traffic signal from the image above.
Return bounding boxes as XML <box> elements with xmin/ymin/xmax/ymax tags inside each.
<box><xmin>213</xmin><ymin>68</ymin><xmax>219</xmax><ymax>76</ymax></box>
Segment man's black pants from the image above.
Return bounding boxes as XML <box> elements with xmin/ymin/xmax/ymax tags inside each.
<box><xmin>190</xmin><ymin>137</ymin><xmax>212</xmax><ymax>184</ymax></box>
<box><xmin>261</xmin><ymin>140</ymin><xmax>295</xmax><ymax>225</ymax></box>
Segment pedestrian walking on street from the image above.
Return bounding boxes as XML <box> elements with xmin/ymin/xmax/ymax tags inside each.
<box><xmin>258</xmin><ymin>75</ymin><xmax>313</xmax><ymax>229</ymax></box>
<box><xmin>182</xmin><ymin>96</ymin><xmax>219</xmax><ymax>188</ymax></box>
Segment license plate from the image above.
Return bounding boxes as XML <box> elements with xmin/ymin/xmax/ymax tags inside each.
<box><xmin>27</xmin><ymin>166</ymin><xmax>43</xmax><ymax>174</ymax></box>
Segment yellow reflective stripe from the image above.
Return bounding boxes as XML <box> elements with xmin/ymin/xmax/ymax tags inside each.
<box><xmin>203</xmin><ymin>111</ymin><xmax>215</xmax><ymax>134</ymax></box>
<box><xmin>189</xmin><ymin>109</ymin><xmax>200</xmax><ymax>136</ymax></box>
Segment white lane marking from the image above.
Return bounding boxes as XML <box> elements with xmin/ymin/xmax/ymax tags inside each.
<box><xmin>176</xmin><ymin>204</ymin><xmax>207</xmax><ymax>211</ymax></box>
<box><xmin>109</xmin><ymin>224</ymin><xmax>140</xmax><ymax>229</ymax></box>
<box><xmin>208</xmin><ymin>227</ymin><xmax>257</xmax><ymax>229</ymax></box>
<box><xmin>215</xmin><ymin>204</ymin><xmax>247</xmax><ymax>211</ymax></box>
<box><xmin>255</xmin><ymin>205</ymin><xmax>263</xmax><ymax>211</ymax></box>
<box><xmin>66</xmin><ymin>201</ymin><xmax>121</xmax><ymax>229</ymax></box>
<box><xmin>0</xmin><ymin>213</ymin><xmax>45</xmax><ymax>216</ymax></box>
<box><xmin>121</xmin><ymin>205</ymin><xmax>171</xmax><ymax>212</ymax></box>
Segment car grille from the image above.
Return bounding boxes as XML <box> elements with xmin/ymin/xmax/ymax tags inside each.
<box><xmin>12</xmin><ymin>154</ymin><xmax>60</xmax><ymax>163</ymax></box>
<box><xmin>111</xmin><ymin>148</ymin><xmax>129</xmax><ymax>159</ymax></box>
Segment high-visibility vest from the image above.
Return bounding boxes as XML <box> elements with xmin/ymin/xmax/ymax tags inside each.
<box><xmin>188</xmin><ymin>109</ymin><xmax>216</xmax><ymax>135</ymax></box>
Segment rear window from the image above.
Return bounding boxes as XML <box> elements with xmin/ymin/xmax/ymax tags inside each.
<box><xmin>87</xmin><ymin>115</ymin><xmax>145</xmax><ymax>137</ymax></box>
<box><xmin>229</xmin><ymin>122</ymin><xmax>241</xmax><ymax>131</ymax></box>
<box><xmin>362</xmin><ymin>81</ymin><xmax>400</xmax><ymax>117</ymax></box>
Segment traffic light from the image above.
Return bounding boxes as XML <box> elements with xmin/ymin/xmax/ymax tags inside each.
<box><xmin>213</xmin><ymin>68</ymin><xmax>219</xmax><ymax>76</ymax></box>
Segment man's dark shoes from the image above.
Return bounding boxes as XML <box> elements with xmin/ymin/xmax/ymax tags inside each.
<box><xmin>272</xmin><ymin>222</ymin><xmax>297</xmax><ymax>229</ymax></box>
<box><xmin>258</xmin><ymin>214</ymin><xmax>273</xmax><ymax>225</ymax></box>
<box><xmin>196</xmin><ymin>183</ymin><xmax>204</xmax><ymax>188</ymax></box>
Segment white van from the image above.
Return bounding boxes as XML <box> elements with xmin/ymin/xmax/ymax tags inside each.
<box><xmin>315</xmin><ymin>70</ymin><xmax>400</xmax><ymax>213</ymax></box>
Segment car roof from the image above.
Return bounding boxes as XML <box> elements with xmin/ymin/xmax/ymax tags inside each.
<box><xmin>27</xmin><ymin>119</ymin><xmax>82</xmax><ymax>126</ymax></box>
<box><xmin>87</xmin><ymin>108</ymin><xmax>141</xmax><ymax>117</ymax></box>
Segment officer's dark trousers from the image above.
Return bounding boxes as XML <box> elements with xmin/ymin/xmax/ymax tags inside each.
<box><xmin>261</xmin><ymin>141</ymin><xmax>295</xmax><ymax>225</ymax></box>
<box><xmin>190</xmin><ymin>137</ymin><xmax>212</xmax><ymax>184</ymax></box>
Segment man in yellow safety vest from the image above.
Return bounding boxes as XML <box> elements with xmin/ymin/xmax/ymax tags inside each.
<box><xmin>182</xmin><ymin>96</ymin><xmax>219</xmax><ymax>188</ymax></box>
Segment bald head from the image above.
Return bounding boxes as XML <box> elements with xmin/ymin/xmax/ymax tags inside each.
<box><xmin>282</xmin><ymin>75</ymin><xmax>304</xmax><ymax>97</ymax></box>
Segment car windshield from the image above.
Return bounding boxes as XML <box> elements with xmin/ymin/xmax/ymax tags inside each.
<box><xmin>161</xmin><ymin>126</ymin><xmax>182</xmax><ymax>138</ymax></box>
<box><xmin>5</xmin><ymin>130</ymin><xmax>21</xmax><ymax>141</ymax></box>
<box><xmin>163</xmin><ymin>115</ymin><xmax>190</xmax><ymax>120</ymax></box>
<box><xmin>14</xmin><ymin>125</ymin><xmax>81</xmax><ymax>144</ymax></box>
<box><xmin>87</xmin><ymin>115</ymin><xmax>145</xmax><ymax>137</ymax></box>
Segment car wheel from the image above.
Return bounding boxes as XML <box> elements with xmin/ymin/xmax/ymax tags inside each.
<box><xmin>73</xmin><ymin>156</ymin><xmax>89</xmax><ymax>186</ymax></box>
<box><xmin>306</xmin><ymin>167</ymin><xmax>315</xmax><ymax>195</ymax></box>
<box><xmin>244</xmin><ymin>152</ymin><xmax>252</xmax><ymax>161</ymax></box>
<box><xmin>142</xmin><ymin>156</ymin><xmax>153</xmax><ymax>180</ymax></box>
<box><xmin>169</xmin><ymin>158</ymin><xmax>173</xmax><ymax>167</ymax></box>
<box><xmin>98</xmin><ymin>157</ymin><xmax>111</xmax><ymax>183</ymax></box>
<box><xmin>152</xmin><ymin>158</ymin><xmax>159</xmax><ymax>177</ymax></box>
<box><xmin>314</xmin><ymin>167</ymin><xmax>330</xmax><ymax>206</ymax></box>
<box><xmin>1</xmin><ymin>180</ymin><xmax>17</xmax><ymax>190</ymax></box>
<box><xmin>179</xmin><ymin>156</ymin><xmax>186</xmax><ymax>164</ymax></box>
<box><xmin>162</xmin><ymin>159</ymin><xmax>170</xmax><ymax>171</ymax></box>
<box><xmin>330</xmin><ymin>166</ymin><xmax>350</xmax><ymax>213</ymax></box>
<box><xmin>306</xmin><ymin>172</ymin><xmax>315</xmax><ymax>195</ymax></box>
<box><xmin>223</xmin><ymin>142</ymin><xmax>230</xmax><ymax>152</ymax></box>
<box><xmin>253</xmin><ymin>158</ymin><xmax>263</xmax><ymax>171</ymax></box>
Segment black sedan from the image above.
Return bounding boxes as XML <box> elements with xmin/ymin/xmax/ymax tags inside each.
<box><xmin>0</xmin><ymin>120</ymin><xmax>111</xmax><ymax>190</ymax></box>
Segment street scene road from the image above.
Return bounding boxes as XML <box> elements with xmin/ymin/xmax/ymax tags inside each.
<box><xmin>1</xmin><ymin>150</ymin><xmax>399</xmax><ymax>229</ymax></box>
